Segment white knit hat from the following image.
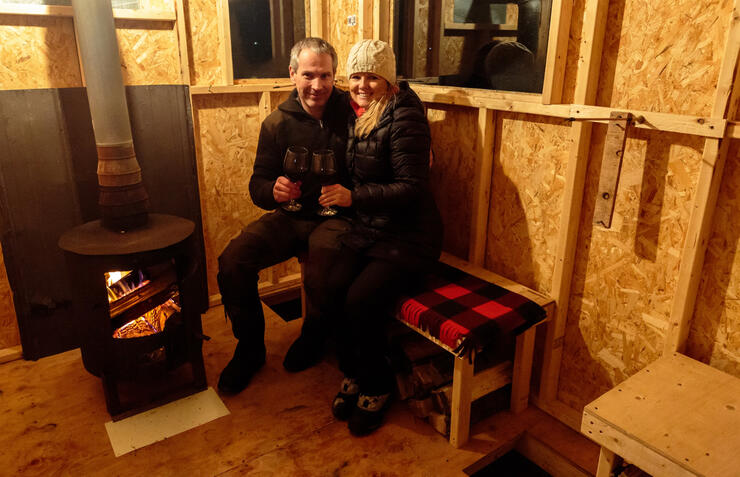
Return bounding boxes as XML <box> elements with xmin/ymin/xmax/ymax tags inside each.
<box><xmin>346</xmin><ymin>40</ymin><xmax>396</xmax><ymax>84</ymax></box>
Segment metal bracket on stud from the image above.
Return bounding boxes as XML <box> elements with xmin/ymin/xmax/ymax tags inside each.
<box><xmin>593</xmin><ymin>111</ymin><xmax>632</xmax><ymax>228</ymax></box>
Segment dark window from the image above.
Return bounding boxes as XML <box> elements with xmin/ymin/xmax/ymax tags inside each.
<box><xmin>394</xmin><ymin>0</ymin><xmax>552</xmax><ymax>94</ymax></box>
<box><xmin>229</xmin><ymin>0</ymin><xmax>306</xmax><ymax>79</ymax></box>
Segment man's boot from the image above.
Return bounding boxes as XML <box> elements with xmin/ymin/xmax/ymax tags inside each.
<box><xmin>218</xmin><ymin>304</ymin><xmax>266</xmax><ymax>394</ymax></box>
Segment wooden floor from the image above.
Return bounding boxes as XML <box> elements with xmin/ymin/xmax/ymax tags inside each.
<box><xmin>0</xmin><ymin>304</ymin><xmax>599</xmax><ymax>476</ymax></box>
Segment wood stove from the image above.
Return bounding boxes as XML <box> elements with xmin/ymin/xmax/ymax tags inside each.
<box><xmin>59</xmin><ymin>214</ymin><xmax>207</xmax><ymax>418</ymax></box>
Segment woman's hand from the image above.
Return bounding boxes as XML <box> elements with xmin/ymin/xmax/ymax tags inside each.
<box><xmin>319</xmin><ymin>184</ymin><xmax>352</xmax><ymax>207</ymax></box>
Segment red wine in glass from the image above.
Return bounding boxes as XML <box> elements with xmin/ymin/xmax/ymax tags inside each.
<box><xmin>311</xmin><ymin>149</ymin><xmax>338</xmax><ymax>216</ymax></box>
<box><xmin>282</xmin><ymin>145</ymin><xmax>309</xmax><ymax>212</ymax></box>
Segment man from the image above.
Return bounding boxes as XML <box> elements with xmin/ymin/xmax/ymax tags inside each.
<box><xmin>217</xmin><ymin>37</ymin><xmax>350</xmax><ymax>394</ymax></box>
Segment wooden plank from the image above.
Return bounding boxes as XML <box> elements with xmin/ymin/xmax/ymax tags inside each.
<box><xmin>191</xmin><ymin>84</ymin><xmax>294</xmax><ymax>95</ymax></box>
<box><xmin>539</xmin><ymin>0</ymin><xmax>610</xmax><ymax>404</ymax></box>
<box><xmin>373</xmin><ymin>0</ymin><xmax>390</xmax><ymax>43</ymax></box>
<box><xmin>309</xmin><ymin>0</ymin><xmax>325</xmax><ymax>38</ymax></box>
<box><xmin>358</xmin><ymin>0</ymin><xmax>373</xmax><ymax>40</ymax></box>
<box><xmin>195</xmin><ymin>80</ymin><xmax>729</xmax><ymax>140</ymax></box>
<box><xmin>592</xmin><ymin>112</ymin><xmax>631</xmax><ymax>228</ymax></box>
<box><xmin>530</xmin><ymin>394</ymin><xmax>584</xmax><ymax>433</ymax></box>
<box><xmin>468</xmin><ymin>108</ymin><xmax>495</xmax><ymax>266</ymax></box>
<box><xmin>471</xmin><ymin>361</ymin><xmax>512</xmax><ymax>401</ymax></box>
<box><xmin>541</xmin><ymin>0</ymin><xmax>572</xmax><ymax>105</ymax></box>
<box><xmin>449</xmin><ymin>355</ymin><xmax>474</xmax><ymax>448</ymax></box>
<box><xmin>174</xmin><ymin>0</ymin><xmax>191</xmax><ymax>85</ymax></box>
<box><xmin>511</xmin><ymin>327</ymin><xmax>536</xmax><ymax>413</ymax></box>
<box><xmin>594</xmin><ymin>448</ymin><xmax>620</xmax><ymax>477</ymax></box>
<box><xmin>516</xmin><ymin>433</ymin><xmax>593</xmax><ymax>477</ymax></box>
<box><xmin>0</xmin><ymin>345</ymin><xmax>22</xmax><ymax>364</ymax></box>
<box><xmin>570</xmin><ymin>104</ymin><xmax>725</xmax><ymax>139</ymax></box>
<box><xmin>216</xmin><ymin>0</ymin><xmax>233</xmax><ymax>86</ymax></box>
<box><xmin>0</xmin><ymin>3</ymin><xmax>176</xmax><ymax>20</ymax></box>
<box><xmin>582</xmin><ymin>354</ymin><xmax>740</xmax><ymax>477</ymax></box>
<box><xmin>664</xmin><ymin>0</ymin><xmax>740</xmax><ymax>354</ymax></box>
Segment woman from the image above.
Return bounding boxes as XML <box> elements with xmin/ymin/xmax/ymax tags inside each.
<box><xmin>316</xmin><ymin>39</ymin><xmax>443</xmax><ymax>436</ymax></box>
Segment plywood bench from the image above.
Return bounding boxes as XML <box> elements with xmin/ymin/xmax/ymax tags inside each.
<box><xmin>581</xmin><ymin>353</ymin><xmax>740</xmax><ymax>477</ymax></box>
<box><xmin>396</xmin><ymin>252</ymin><xmax>554</xmax><ymax>448</ymax></box>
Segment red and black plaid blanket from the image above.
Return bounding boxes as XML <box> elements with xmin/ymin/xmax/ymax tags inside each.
<box><xmin>397</xmin><ymin>262</ymin><xmax>546</xmax><ymax>357</ymax></box>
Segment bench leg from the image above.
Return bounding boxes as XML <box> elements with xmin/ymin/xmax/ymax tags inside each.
<box><xmin>511</xmin><ymin>327</ymin><xmax>536</xmax><ymax>413</ymax></box>
<box><xmin>450</xmin><ymin>355</ymin><xmax>474</xmax><ymax>448</ymax></box>
<box><xmin>595</xmin><ymin>447</ymin><xmax>621</xmax><ymax>477</ymax></box>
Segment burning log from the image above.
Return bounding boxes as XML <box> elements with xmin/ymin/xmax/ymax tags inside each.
<box><xmin>112</xmin><ymin>299</ymin><xmax>181</xmax><ymax>339</ymax></box>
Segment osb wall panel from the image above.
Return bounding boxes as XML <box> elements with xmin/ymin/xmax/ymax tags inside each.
<box><xmin>0</xmin><ymin>243</ymin><xmax>20</xmax><ymax>349</ymax></box>
<box><xmin>596</xmin><ymin>0</ymin><xmax>733</xmax><ymax>116</ymax></box>
<box><xmin>485</xmin><ymin>113</ymin><xmax>570</xmax><ymax>294</ymax></box>
<box><xmin>688</xmin><ymin>140</ymin><xmax>740</xmax><ymax>378</ymax></box>
<box><xmin>193</xmin><ymin>93</ymin><xmax>263</xmax><ymax>295</ymax></box>
<box><xmin>0</xmin><ymin>15</ymin><xmax>81</xmax><ymax>90</ymax></box>
<box><xmin>117</xmin><ymin>20</ymin><xmax>182</xmax><ymax>85</ymax></box>
<box><xmin>329</xmin><ymin>0</ymin><xmax>359</xmax><ymax>77</ymax></box>
<box><xmin>187</xmin><ymin>0</ymin><xmax>224</xmax><ymax>85</ymax></box>
<box><xmin>426</xmin><ymin>104</ymin><xmax>477</xmax><ymax>260</ymax></box>
<box><xmin>193</xmin><ymin>92</ymin><xmax>299</xmax><ymax>295</ymax></box>
<box><xmin>558</xmin><ymin>126</ymin><xmax>704</xmax><ymax>410</ymax></box>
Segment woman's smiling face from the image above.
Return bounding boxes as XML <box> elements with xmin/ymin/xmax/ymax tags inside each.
<box><xmin>349</xmin><ymin>72</ymin><xmax>389</xmax><ymax>108</ymax></box>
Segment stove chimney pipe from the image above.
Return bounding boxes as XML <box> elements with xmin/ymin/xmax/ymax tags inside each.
<box><xmin>71</xmin><ymin>0</ymin><xmax>149</xmax><ymax>231</ymax></box>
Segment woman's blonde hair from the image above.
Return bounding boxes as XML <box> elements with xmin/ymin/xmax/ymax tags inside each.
<box><xmin>354</xmin><ymin>82</ymin><xmax>398</xmax><ymax>138</ymax></box>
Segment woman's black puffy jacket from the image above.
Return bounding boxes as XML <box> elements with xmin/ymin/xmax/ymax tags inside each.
<box><xmin>342</xmin><ymin>82</ymin><xmax>443</xmax><ymax>267</ymax></box>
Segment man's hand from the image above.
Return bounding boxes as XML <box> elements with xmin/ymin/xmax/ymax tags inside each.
<box><xmin>319</xmin><ymin>184</ymin><xmax>352</xmax><ymax>207</ymax></box>
<box><xmin>273</xmin><ymin>176</ymin><xmax>302</xmax><ymax>203</ymax></box>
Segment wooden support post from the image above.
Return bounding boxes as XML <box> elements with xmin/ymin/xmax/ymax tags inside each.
<box><xmin>258</xmin><ymin>91</ymin><xmax>279</xmax><ymax>285</ymax></box>
<box><xmin>593</xmin><ymin>112</ymin><xmax>631</xmax><ymax>228</ymax></box>
<box><xmin>664</xmin><ymin>0</ymin><xmax>740</xmax><ymax>354</ymax></box>
<box><xmin>309</xmin><ymin>0</ymin><xmax>327</xmax><ymax>39</ymax></box>
<box><xmin>595</xmin><ymin>447</ymin><xmax>620</xmax><ymax>477</ymax></box>
<box><xmin>373</xmin><ymin>0</ymin><xmax>390</xmax><ymax>43</ymax></box>
<box><xmin>511</xmin><ymin>327</ymin><xmax>536</xmax><ymax>413</ymax></box>
<box><xmin>217</xmin><ymin>0</ymin><xmax>233</xmax><ymax>85</ymax></box>
<box><xmin>539</xmin><ymin>0</ymin><xmax>609</xmax><ymax>405</ymax></box>
<box><xmin>468</xmin><ymin>108</ymin><xmax>496</xmax><ymax>266</ymax></box>
<box><xmin>174</xmin><ymin>0</ymin><xmax>191</xmax><ymax>85</ymax></box>
<box><xmin>450</xmin><ymin>355</ymin><xmax>474</xmax><ymax>448</ymax></box>
<box><xmin>359</xmin><ymin>0</ymin><xmax>373</xmax><ymax>40</ymax></box>
<box><xmin>541</xmin><ymin>0</ymin><xmax>573</xmax><ymax>105</ymax></box>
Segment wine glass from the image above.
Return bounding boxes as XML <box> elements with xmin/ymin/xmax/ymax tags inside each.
<box><xmin>281</xmin><ymin>145</ymin><xmax>309</xmax><ymax>212</ymax></box>
<box><xmin>311</xmin><ymin>149</ymin><xmax>338</xmax><ymax>216</ymax></box>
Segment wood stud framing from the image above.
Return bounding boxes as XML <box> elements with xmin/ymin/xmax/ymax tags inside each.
<box><xmin>538</xmin><ymin>0</ymin><xmax>610</xmax><ymax>410</ymax></box>
<box><xmin>468</xmin><ymin>107</ymin><xmax>495</xmax><ymax>266</ymax></box>
<box><xmin>664</xmin><ymin>0</ymin><xmax>740</xmax><ymax>354</ymax></box>
<box><xmin>217</xmin><ymin>0</ymin><xmax>234</xmax><ymax>85</ymax></box>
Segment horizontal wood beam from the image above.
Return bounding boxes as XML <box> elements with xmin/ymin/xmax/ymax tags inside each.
<box><xmin>569</xmin><ymin>105</ymin><xmax>726</xmax><ymax>139</ymax></box>
<box><xmin>0</xmin><ymin>3</ymin><xmax>175</xmax><ymax>21</ymax></box>
<box><xmin>191</xmin><ymin>83</ymin><xmax>735</xmax><ymax>141</ymax></box>
<box><xmin>191</xmin><ymin>84</ymin><xmax>293</xmax><ymax>95</ymax></box>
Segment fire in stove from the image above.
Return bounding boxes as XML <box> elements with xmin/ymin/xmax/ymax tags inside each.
<box><xmin>106</xmin><ymin>262</ymin><xmax>181</xmax><ymax>339</ymax></box>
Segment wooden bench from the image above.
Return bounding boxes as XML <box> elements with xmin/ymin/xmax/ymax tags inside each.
<box><xmin>298</xmin><ymin>251</ymin><xmax>554</xmax><ymax>448</ymax></box>
<box><xmin>581</xmin><ymin>352</ymin><xmax>740</xmax><ymax>477</ymax></box>
<box><xmin>397</xmin><ymin>252</ymin><xmax>554</xmax><ymax>448</ymax></box>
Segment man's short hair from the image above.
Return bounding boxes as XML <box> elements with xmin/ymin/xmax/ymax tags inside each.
<box><xmin>289</xmin><ymin>37</ymin><xmax>338</xmax><ymax>73</ymax></box>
